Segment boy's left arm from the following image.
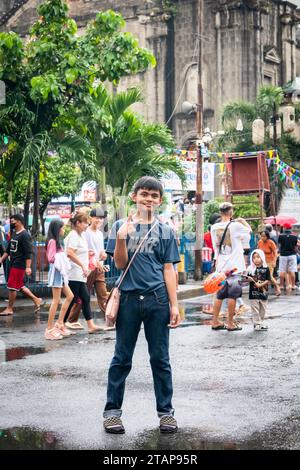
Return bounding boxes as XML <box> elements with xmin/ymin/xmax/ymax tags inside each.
<box><xmin>164</xmin><ymin>263</ymin><xmax>181</xmax><ymax>328</ymax></box>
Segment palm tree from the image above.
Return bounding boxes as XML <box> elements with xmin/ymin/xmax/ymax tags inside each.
<box><xmin>218</xmin><ymin>85</ymin><xmax>300</xmax><ymax>213</ymax></box>
<box><xmin>20</xmin><ymin>129</ymin><xmax>95</xmax><ymax>236</ymax></box>
<box><xmin>66</xmin><ymin>84</ymin><xmax>185</xmax><ymax>215</ymax></box>
<box><xmin>219</xmin><ymin>86</ymin><xmax>285</xmax><ymax>151</ymax></box>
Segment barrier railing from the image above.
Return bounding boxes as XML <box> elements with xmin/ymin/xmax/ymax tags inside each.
<box><xmin>0</xmin><ymin>233</ymin><xmax>261</xmax><ymax>293</ymax></box>
<box><xmin>0</xmin><ymin>242</ymin><xmax>120</xmax><ymax>295</ymax></box>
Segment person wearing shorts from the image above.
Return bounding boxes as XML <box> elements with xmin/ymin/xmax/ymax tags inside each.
<box><xmin>0</xmin><ymin>214</ymin><xmax>43</xmax><ymax>316</ymax></box>
<box><xmin>278</xmin><ymin>223</ymin><xmax>298</xmax><ymax>291</ymax></box>
<box><xmin>210</xmin><ymin>202</ymin><xmax>251</xmax><ymax>331</ymax></box>
<box><xmin>217</xmin><ymin>276</ymin><xmax>242</xmax><ymax>301</ymax></box>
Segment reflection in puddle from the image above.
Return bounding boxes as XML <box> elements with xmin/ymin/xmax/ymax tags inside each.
<box><xmin>180</xmin><ymin>303</ymin><xmax>253</xmax><ymax>328</ymax></box>
<box><xmin>0</xmin><ymin>427</ymin><xmax>60</xmax><ymax>450</ymax></box>
<box><xmin>133</xmin><ymin>429</ymin><xmax>269</xmax><ymax>450</ymax></box>
<box><xmin>3</xmin><ymin>346</ymin><xmax>47</xmax><ymax>363</ymax></box>
<box><xmin>134</xmin><ymin>429</ymin><xmax>236</xmax><ymax>450</ymax></box>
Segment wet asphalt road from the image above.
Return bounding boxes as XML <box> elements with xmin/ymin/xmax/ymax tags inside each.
<box><xmin>0</xmin><ymin>292</ymin><xmax>300</xmax><ymax>450</ymax></box>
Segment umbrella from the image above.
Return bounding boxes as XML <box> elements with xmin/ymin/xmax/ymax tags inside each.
<box><xmin>264</xmin><ymin>215</ymin><xmax>297</xmax><ymax>226</ymax></box>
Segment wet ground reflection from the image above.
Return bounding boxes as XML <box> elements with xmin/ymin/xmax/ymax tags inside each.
<box><xmin>180</xmin><ymin>304</ymin><xmax>253</xmax><ymax>328</ymax></box>
<box><xmin>133</xmin><ymin>429</ymin><xmax>239</xmax><ymax>450</ymax></box>
<box><xmin>132</xmin><ymin>426</ymin><xmax>293</xmax><ymax>450</ymax></box>
<box><xmin>3</xmin><ymin>346</ymin><xmax>47</xmax><ymax>362</ymax></box>
<box><xmin>0</xmin><ymin>427</ymin><xmax>61</xmax><ymax>450</ymax></box>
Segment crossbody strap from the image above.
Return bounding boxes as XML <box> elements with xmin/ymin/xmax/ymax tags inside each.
<box><xmin>218</xmin><ymin>221</ymin><xmax>232</xmax><ymax>253</ymax></box>
<box><xmin>214</xmin><ymin>221</ymin><xmax>232</xmax><ymax>272</ymax></box>
<box><xmin>116</xmin><ymin>219</ymin><xmax>159</xmax><ymax>288</ymax></box>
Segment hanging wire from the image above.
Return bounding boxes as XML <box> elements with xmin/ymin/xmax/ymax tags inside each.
<box><xmin>166</xmin><ymin>38</ymin><xmax>199</xmax><ymax>125</ymax></box>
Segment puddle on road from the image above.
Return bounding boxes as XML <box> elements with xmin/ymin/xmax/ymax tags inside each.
<box><xmin>132</xmin><ymin>428</ymin><xmax>280</xmax><ymax>451</ymax></box>
<box><xmin>3</xmin><ymin>346</ymin><xmax>47</xmax><ymax>362</ymax></box>
<box><xmin>133</xmin><ymin>429</ymin><xmax>240</xmax><ymax>450</ymax></box>
<box><xmin>0</xmin><ymin>427</ymin><xmax>61</xmax><ymax>450</ymax></box>
<box><xmin>180</xmin><ymin>305</ymin><xmax>253</xmax><ymax>328</ymax></box>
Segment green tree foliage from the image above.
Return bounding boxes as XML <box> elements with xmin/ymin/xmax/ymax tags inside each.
<box><xmin>204</xmin><ymin>196</ymin><xmax>262</xmax><ymax>232</ymax></box>
<box><xmin>59</xmin><ymin>84</ymin><xmax>185</xmax><ymax>214</ymax></box>
<box><xmin>218</xmin><ymin>85</ymin><xmax>300</xmax><ymax>214</ymax></box>
<box><xmin>0</xmin><ymin>0</ymin><xmax>156</xmax><ymax>231</ymax></box>
<box><xmin>204</xmin><ymin>199</ymin><xmax>220</xmax><ymax>232</ymax></box>
<box><xmin>0</xmin><ymin>158</ymin><xmax>82</xmax><ymax>233</ymax></box>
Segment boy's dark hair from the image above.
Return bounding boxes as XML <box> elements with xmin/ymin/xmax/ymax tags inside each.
<box><xmin>132</xmin><ymin>176</ymin><xmax>164</xmax><ymax>197</ymax></box>
<box><xmin>46</xmin><ymin>219</ymin><xmax>64</xmax><ymax>250</ymax></box>
<box><xmin>10</xmin><ymin>214</ymin><xmax>25</xmax><ymax>226</ymax></box>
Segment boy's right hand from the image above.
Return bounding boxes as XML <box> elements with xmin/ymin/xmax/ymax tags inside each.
<box><xmin>117</xmin><ymin>215</ymin><xmax>136</xmax><ymax>239</ymax></box>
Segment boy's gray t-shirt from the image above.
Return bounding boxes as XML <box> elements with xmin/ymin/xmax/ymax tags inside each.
<box><xmin>106</xmin><ymin>219</ymin><xmax>181</xmax><ymax>293</ymax></box>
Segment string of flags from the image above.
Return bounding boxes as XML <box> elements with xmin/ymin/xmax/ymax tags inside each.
<box><xmin>164</xmin><ymin>146</ymin><xmax>300</xmax><ymax>193</ymax></box>
<box><xmin>166</xmin><ymin>147</ymin><xmax>278</xmax><ymax>161</ymax></box>
<box><xmin>267</xmin><ymin>150</ymin><xmax>300</xmax><ymax>193</ymax></box>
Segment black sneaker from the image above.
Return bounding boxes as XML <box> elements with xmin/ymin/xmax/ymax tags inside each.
<box><xmin>103</xmin><ymin>416</ymin><xmax>125</xmax><ymax>434</ymax></box>
<box><xmin>159</xmin><ymin>415</ymin><xmax>178</xmax><ymax>434</ymax></box>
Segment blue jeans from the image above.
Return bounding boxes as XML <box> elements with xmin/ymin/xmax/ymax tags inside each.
<box><xmin>103</xmin><ymin>286</ymin><xmax>174</xmax><ymax>418</ymax></box>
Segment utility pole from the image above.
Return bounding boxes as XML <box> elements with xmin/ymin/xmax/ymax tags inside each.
<box><xmin>194</xmin><ymin>0</ymin><xmax>204</xmax><ymax>281</ymax></box>
<box><xmin>271</xmin><ymin>101</ymin><xmax>279</xmax><ymax>236</ymax></box>
<box><xmin>272</xmin><ymin>102</ymin><xmax>278</xmax><ymax>211</ymax></box>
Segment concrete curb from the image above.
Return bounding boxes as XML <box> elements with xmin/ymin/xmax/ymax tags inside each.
<box><xmin>177</xmin><ymin>286</ymin><xmax>205</xmax><ymax>300</ymax></box>
<box><xmin>0</xmin><ymin>286</ymin><xmax>205</xmax><ymax>313</ymax></box>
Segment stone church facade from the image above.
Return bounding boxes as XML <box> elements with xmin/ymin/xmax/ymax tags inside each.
<box><xmin>1</xmin><ymin>0</ymin><xmax>299</xmax><ymax>146</ymax></box>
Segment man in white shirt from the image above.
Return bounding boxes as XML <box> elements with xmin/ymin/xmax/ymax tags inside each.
<box><xmin>210</xmin><ymin>202</ymin><xmax>251</xmax><ymax>331</ymax></box>
<box><xmin>85</xmin><ymin>208</ymin><xmax>109</xmax><ymax>313</ymax></box>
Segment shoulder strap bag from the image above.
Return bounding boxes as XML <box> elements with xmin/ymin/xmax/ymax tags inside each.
<box><xmin>105</xmin><ymin>220</ymin><xmax>159</xmax><ymax>326</ymax></box>
<box><xmin>212</xmin><ymin>221</ymin><xmax>232</xmax><ymax>272</ymax></box>
<box><xmin>219</xmin><ymin>221</ymin><xmax>232</xmax><ymax>254</ymax></box>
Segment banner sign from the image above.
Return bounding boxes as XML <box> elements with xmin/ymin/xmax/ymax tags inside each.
<box><xmin>162</xmin><ymin>162</ymin><xmax>215</xmax><ymax>191</ymax></box>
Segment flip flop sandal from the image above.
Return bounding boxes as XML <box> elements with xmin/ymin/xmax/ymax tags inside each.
<box><xmin>65</xmin><ymin>322</ymin><xmax>84</xmax><ymax>330</ymax></box>
<box><xmin>227</xmin><ymin>324</ymin><xmax>242</xmax><ymax>331</ymax></box>
<box><xmin>88</xmin><ymin>327</ymin><xmax>102</xmax><ymax>334</ymax></box>
<box><xmin>212</xmin><ymin>323</ymin><xmax>227</xmax><ymax>330</ymax></box>
<box><xmin>34</xmin><ymin>299</ymin><xmax>45</xmax><ymax>314</ymax></box>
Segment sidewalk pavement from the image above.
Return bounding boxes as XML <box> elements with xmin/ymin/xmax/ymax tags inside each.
<box><xmin>0</xmin><ymin>280</ymin><xmax>205</xmax><ymax>313</ymax></box>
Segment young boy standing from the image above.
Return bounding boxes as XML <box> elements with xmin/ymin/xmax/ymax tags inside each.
<box><xmin>103</xmin><ymin>176</ymin><xmax>181</xmax><ymax>435</ymax></box>
<box><xmin>246</xmin><ymin>249</ymin><xmax>271</xmax><ymax>331</ymax></box>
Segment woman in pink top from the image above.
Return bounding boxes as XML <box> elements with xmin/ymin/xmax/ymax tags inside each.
<box><xmin>45</xmin><ymin>219</ymin><xmax>74</xmax><ymax>340</ymax></box>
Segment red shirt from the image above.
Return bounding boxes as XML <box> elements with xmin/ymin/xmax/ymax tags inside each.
<box><xmin>204</xmin><ymin>231</ymin><xmax>213</xmax><ymax>251</ymax></box>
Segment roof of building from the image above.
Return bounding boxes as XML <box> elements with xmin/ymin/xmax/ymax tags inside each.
<box><xmin>289</xmin><ymin>0</ymin><xmax>300</xmax><ymax>8</ymax></box>
<box><xmin>283</xmin><ymin>77</ymin><xmax>300</xmax><ymax>93</ymax></box>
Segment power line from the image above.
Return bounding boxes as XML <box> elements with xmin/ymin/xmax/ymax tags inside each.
<box><xmin>166</xmin><ymin>38</ymin><xmax>199</xmax><ymax>125</ymax></box>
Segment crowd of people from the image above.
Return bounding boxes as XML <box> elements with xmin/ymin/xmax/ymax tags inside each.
<box><xmin>0</xmin><ymin>209</ymin><xmax>112</xmax><ymax>340</ymax></box>
<box><xmin>208</xmin><ymin>202</ymin><xmax>300</xmax><ymax>332</ymax></box>
<box><xmin>1</xmin><ymin>176</ymin><xmax>300</xmax><ymax>435</ymax></box>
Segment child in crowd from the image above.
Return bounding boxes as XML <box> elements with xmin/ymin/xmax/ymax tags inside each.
<box><xmin>246</xmin><ymin>249</ymin><xmax>271</xmax><ymax>331</ymax></box>
<box><xmin>45</xmin><ymin>219</ymin><xmax>74</xmax><ymax>340</ymax></box>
